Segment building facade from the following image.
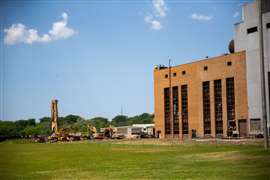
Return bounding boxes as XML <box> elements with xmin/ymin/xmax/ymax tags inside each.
<box><xmin>234</xmin><ymin>0</ymin><xmax>270</xmax><ymax>135</ymax></box>
<box><xmin>154</xmin><ymin>52</ymin><xmax>248</xmax><ymax>138</ymax></box>
<box><xmin>154</xmin><ymin>0</ymin><xmax>270</xmax><ymax>138</ymax></box>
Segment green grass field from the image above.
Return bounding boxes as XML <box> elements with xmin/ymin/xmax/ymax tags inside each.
<box><xmin>0</xmin><ymin>140</ymin><xmax>270</xmax><ymax>180</ymax></box>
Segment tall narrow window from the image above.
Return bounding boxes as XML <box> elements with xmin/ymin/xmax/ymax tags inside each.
<box><xmin>181</xmin><ymin>85</ymin><xmax>188</xmax><ymax>134</ymax></box>
<box><xmin>214</xmin><ymin>80</ymin><xmax>223</xmax><ymax>135</ymax></box>
<box><xmin>173</xmin><ymin>86</ymin><xmax>179</xmax><ymax>134</ymax></box>
<box><xmin>203</xmin><ymin>81</ymin><xmax>211</xmax><ymax>135</ymax></box>
<box><xmin>164</xmin><ymin>88</ymin><xmax>171</xmax><ymax>134</ymax></box>
<box><xmin>226</xmin><ymin>77</ymin><xmax>236</xmax><ymax>132</ymax></box>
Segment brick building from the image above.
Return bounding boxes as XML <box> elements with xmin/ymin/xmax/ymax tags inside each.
<box><xmin>154</xmin><ymin>52</ymin><xmax>247</xmax><ymax>138</ymax></box>
<box><xmin>154</xmin><ymin>0</ymin><xmax>270</xmax><ymax>138</ymax></box>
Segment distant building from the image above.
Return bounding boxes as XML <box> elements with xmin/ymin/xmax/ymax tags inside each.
<box><xmin>116</xmin><ymin>126</ymin><xmax>141</xmax><ymax>137</ymax></box>
<box><xmin>132</xmin><ymin>124</ymin><xmax>155</xmax><ymax>136</ymax></box>
<box><xmin>154</xmin><ymin>0</ymin><xmax>270</xmax><ymax>139</ymax></box>
<box><xmin>112</xmin><ymin>124</ymin><xmax>155</xmax><ymax>138</ymax></box>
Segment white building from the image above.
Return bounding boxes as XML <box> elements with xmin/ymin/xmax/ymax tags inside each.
<box><xmin>132</xmin><ymin>124</ymin><xmax>155</xmax><ymax>136</ymax></box>
<box><xmin>115</xmin><ymin>126</ymin><xmax>142</xmax><ymax>138</ymax></box>
<box><xmin>234</xmin><ymin>0</ymin><xmax>270</xmax><ymax>135</ymax></box>
<box><xmin>113</xmin><ymin>124</ymin><xmax>155</xmax><ymax>138</ymax></box>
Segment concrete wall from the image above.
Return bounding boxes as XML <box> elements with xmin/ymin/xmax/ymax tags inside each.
<box><xmin>234</xmin><ymin>1</ymin><xmax>270</xmax><ymax>134</ymax></box>
<box><xmin>264</xmin><ymin>11</ymin><xmax>270</xmax><ymax>135</ymax></box>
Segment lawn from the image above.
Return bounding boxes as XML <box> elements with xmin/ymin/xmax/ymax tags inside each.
<box><xmin>0</xmin><ymin>140</ymin><xmax>270</xmax><ymax>180</ymax></box>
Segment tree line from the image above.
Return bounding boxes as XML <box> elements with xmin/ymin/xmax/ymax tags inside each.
<box><xmin>0</xmin><ymin>113</ymin><xmax>154</xmax><ymax>139</ymax></box>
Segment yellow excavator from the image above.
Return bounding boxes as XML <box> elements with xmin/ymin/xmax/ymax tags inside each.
<box><xmin>87</xmin><ymin>124</ymin><xmax>97</xmax><ymax>140</ymax></box>
<box><xmin>49</xmin><ymin>99</ymin><xmax>97</xmax><ymax>142</ymax></box>
<box><xmin>104</xmin><ymin>126</ymin><xmax>115</xmax><ymax>138</ymax></box>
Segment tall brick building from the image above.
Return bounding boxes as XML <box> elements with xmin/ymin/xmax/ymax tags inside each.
<box><xmin>154</xmin><ymin>0</ymin><xmax>270</xmax><ymax>138</ymax></box>
<box><xmin>154</xmin><ymin>52</ymin><xmax>248</xmax><ymax>138</ymax></box>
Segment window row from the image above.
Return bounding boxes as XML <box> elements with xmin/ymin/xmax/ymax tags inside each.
<box><xmin>164</xmin><ymin>77</ymin><xmax>235</xmax><ymax>136</ymax></box>
<box><xmin>164</xmin><ymin>85</ymin><xmax>188</xmax><ymax>135</ymax></box>
<box><xmin>164</xmin><ymin>62</ymin><xmax>232</xmax><ymax>79</ymax></box>
<box><xmin>202</xmin><ymin>78</ymin><xmax>235</xmax><ymax>135</ymax></box>
<box><xmin>247</xmin><ymin>23</ymin><xmax>270</xmax><ymax>34</ymax></box>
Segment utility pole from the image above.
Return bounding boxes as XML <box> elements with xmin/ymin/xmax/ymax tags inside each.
<box><xmin>120</xmin><ymin>104</ymin><xmax>124</xmax><ymax>126</ymax></box>
<box><xmin>121</xmin><ymin>104</ymin><xmax>123</xmax><ymax>117</ymax></box>
<box><xmin>169</xmin><ymin>59</ymin><xmax>174</xmax><ymax>138</ymax></box>
<box><xmin>257</xmin><ymin>0</ymin><xmax>269</xmax><ymax>149</ymax></box>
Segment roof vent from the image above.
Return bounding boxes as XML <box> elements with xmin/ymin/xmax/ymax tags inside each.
<box><xmin>154</xmin><ymin>64</ymin><xmax>168</xmax><ymax>70</ymax></box>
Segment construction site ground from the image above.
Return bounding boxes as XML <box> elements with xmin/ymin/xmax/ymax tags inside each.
<box><xmin>0</xmin><ymin>138</ymin><xmax>270</xmax><ymax>179</ymax></box>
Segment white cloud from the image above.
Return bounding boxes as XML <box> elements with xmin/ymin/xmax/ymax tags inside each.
<box><xmin>191</xmin><ymin>13</ymin><xmax>213</xmax><ymax>21</ymax></box>
<box><xmin>144</xmin><ymin>15</ymin><xmax>153</xmax><ymax>23</ymax></box>
<box><xmin>4</xmin><ymin>12</ymin><xmax>76</xmax><ymax>45</ymax></box>
<box><xmin>152</xmin><ymin>0</ymin><xmax>168</xmax><ymax>17</ymax></box>
<box><xmin>48</xmin><ymin>12</ymin><xmax>76</xmax><ymax>40</ymax></box>
<box><xmin>144</xmin><ymin>15</ymin><xmax>162</xmax><ymax>30</ymax></box>
<box><xmin>233</xmin><ymin>12</ymin><xmax>239</xmax><ymax>18</ymax></box>
<box><xmin>151</xmin><ymin>20</ymin><xmax>162</xmax><ymax>30</ymax></box>
<box><xmin>144</xmin><ymin>0</ymin><xmax>167</xmax><ymax>30</ymax></box>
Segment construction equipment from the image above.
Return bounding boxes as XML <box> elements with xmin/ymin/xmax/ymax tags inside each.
<box><xmin>51</xmin><ymin>99</ymin><xmax>58</xmax><ymax>134</ymax></box>
<box><xmin>103</xmin><ymin>126</ymin><xmax>115</xmax><ymax>138</ymax></box>
<box><xmin>49</xmin><ymin>99</ymin><xmax>73</xmax><ymax>142</ymax></box>
<box><xmin>87</xmin><ymin>124</ymin><xmax>97</xmax><ymax>140</ymax></box>
<box><xmin>48</xmin><ymin>99</ymin><xmax>60</xmax><ymax>142</ymax></box>
<box><xmin>49</xmin><ymin>99</ymin><xmax>99</xmax><ymax>142</ymax></box>
<box><xmin>96</xmin><ymin>126</ymin><xmax>116</xmax><ymax>139</ymax></box>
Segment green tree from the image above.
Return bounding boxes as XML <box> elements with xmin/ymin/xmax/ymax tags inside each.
<box><xmin>14</xmin><ymin>119</ymin><xmax>36</xmax><ymax>137</ymax></box>
<box><xmin>89</xmin><ymin>117</ymin><xmax>109</xmax><ymax>132</ymax></box>
<box><xmin>0</xmin><ymin>121</ymin><xmax>17</xmax><ymax>137</ymax></box>
<box><xmin>23</xmin><ymin>126</ymin><xmax>39</xmax><ymax>136</ymax></box>
<box><xmin>39</xmin><ymin>117</ymin><xmax>51</xmax><ymax>123</ymax></box>
<box><xmin>111</xmin><ymin>115</ymin><xmax>128</xmax><ymax>127</ymax></box>
<box><xmin>135</xmin><ymin>113</ymin><xmax>154</xmax><ymax>124</ymax></box>
<box><xmin>37</xmin><ymin>120</ymin><xmax>51</xmax><ymax>135</ymax></box>
<box><xmin>59</xmin><ymin>115</ymin><xmax>82</xmax><ymax>127</ymax></box>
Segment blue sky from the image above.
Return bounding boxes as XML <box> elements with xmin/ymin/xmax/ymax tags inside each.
<box><xmin>0</xmin><ymin>0</ymin><xmax>251</xmax><ymax>121</ymax></box>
